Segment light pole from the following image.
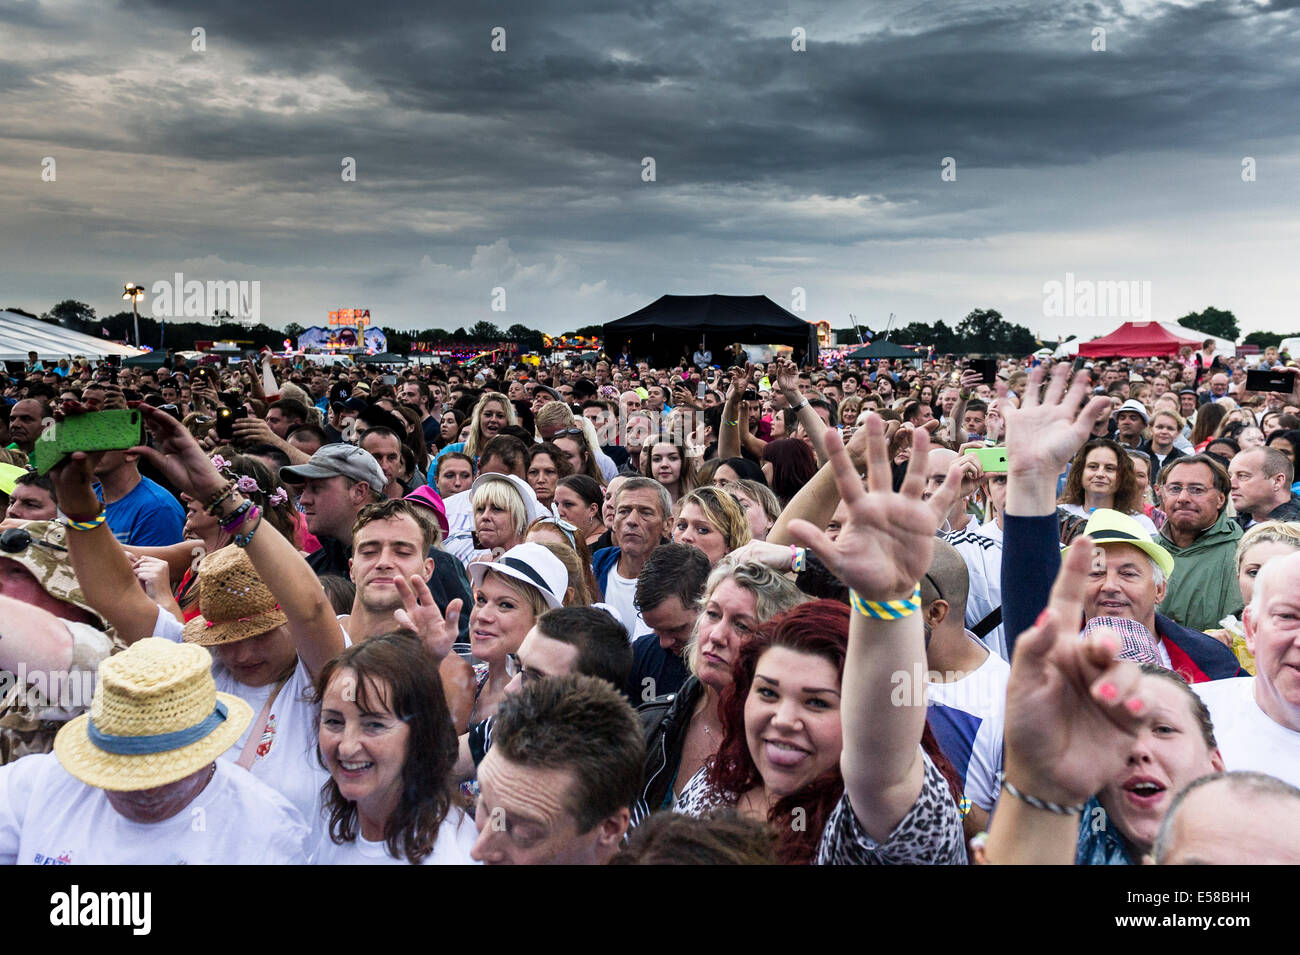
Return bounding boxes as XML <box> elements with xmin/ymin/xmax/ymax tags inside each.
<box><xmin>122</xmin><ymin>282</ymin><xmax>144</xmax><ymax>347</ymax></box>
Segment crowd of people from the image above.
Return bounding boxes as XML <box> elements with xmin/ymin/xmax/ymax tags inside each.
<box><xmin>0</xmin><ymin>338</ymin><xmax>1298</xmax><ymax>865</ymax></box>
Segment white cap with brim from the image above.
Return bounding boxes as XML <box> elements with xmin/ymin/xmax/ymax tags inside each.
<box><xmin>469</xmin><ymin>542</ymin><xmax>568</xmax><ymax>610</ymax></box>
<box><xmin>469</xmin><ymin>472</ymin><xmax>548</xmax><ymax>525</ymax></box>
<box><xmin>1116</xmin><ymin>399</ymin><xmax>1151</xmax><ymax>424</ymax></box>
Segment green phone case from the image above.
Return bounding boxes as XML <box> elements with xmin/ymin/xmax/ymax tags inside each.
<box><xmin>969</xmin><ymin>446</ymin><xmax>1009</xmax><ymax>473</ymax></box>
<box><xmin>31</xmin><ymin>410</ymin><xmax>145</xmax><ymax>475</ymax></box>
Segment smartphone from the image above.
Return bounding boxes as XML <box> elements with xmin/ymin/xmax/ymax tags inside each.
<box><xmin>969</xmin><ymin>446</ymin><xmax>1009</xmax><ymax>473</ymax></box>
<box><xmin>31</xmin><ymin>410</ymin><xmax>144</xmax><ymax>475</ymax></box>
<box><xmin>697</xmin><ymin>381</ymin><xmax>707</xmax><ymax>399</ymax></box>
<box><xmin>970</xmin><ymin>358</ymin><xmax>998</xmax><ymax>385</ymax></box>
<box><xmin>1246</xmin><ymin>369</ymin><xmax>1296</xmax><ymax>393</ymax></box>
<box><xmin>1072</xmin><ymin>356</ymin><xmax>1087</xmax><ymax>372</ymax></box>
<box><xmin>383</xmin><ymin>375</ymin><xmax>398</xmax><ymax>385</ymax></box>
<box><xmin>215</xmin><ymin>406</ymin><xmax>248</xmax><ymax>441</ymax></box>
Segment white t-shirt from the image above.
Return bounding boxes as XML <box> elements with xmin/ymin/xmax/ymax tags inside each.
<box><xmin>603</xmin><ymin>568</ymin><xmax>651</xmax><ymax>642</ymax></box>
<box><xmin>1194</xmin><ymin>677</ymin><xmax>1300</xmax><ymax>788</ymax></box>
<box><xmin>0</xmin><ymin>755</ymin><xmax>309</xmax><ymax>865</ymax></box>
<box><xmin>153</xmin><ymin>607</ymin><xmax>342</xmax><ymax>826</ymax></box>
<box><xmin>308</xmin><ymin>806</ymin><xmax>479</xmax><ymax>865</ymax></box>
<box><xmin>927</xmin><ymin>641</ymin><xmax>1010</xmax><ymax>811</ymax></box>
<box><xmin>944</xmin><ymin>521</ymin><xmax>1007</xmax><ymax>661</ymax></box>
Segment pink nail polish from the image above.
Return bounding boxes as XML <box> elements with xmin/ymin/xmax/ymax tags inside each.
<box><xmin>1097</xmin><ymin>683</ymin><xmax>1117</xmax><ymax>701</ymax></box>
<box><xmin>1126</xmin><ymin>698</ymin><xmax>1145</xmax><ymax>715</ymax></box>
<box><xmin>1035</xmin><ymin>609</ymin><xmax>1050</xmax><ymax>627</ymax></box>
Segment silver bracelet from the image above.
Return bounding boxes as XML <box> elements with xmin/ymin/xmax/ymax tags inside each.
<box><xmin>996</xmin><ymin>772</ymin><xmax>1085</xmax><ymax>817</ymax></box>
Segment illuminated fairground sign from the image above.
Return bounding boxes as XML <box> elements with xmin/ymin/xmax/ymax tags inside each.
<box><xmin>329</xmin><ymin>309</ymin><xmax>370</xmax><ymax>326</ymax></box>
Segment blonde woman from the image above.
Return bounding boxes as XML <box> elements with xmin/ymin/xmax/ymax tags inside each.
<box><xmin>436</xmin><ymin>392</ymin><xmax>516</xmax><ymax>465</ymax></box>
<box><xmin>671</xmin><ymin>485</ymin><xmax>751</xmax><ymax>565</ymax></box>
<box><xmin>1207</xmin><ymin>520</ymin><xmax>1300</xmax><ymax>673</ymax></box>
<box><xmin>637</xmin><ymin>558</ymin><xmax>808</xmax><ymax>815</ymax></box>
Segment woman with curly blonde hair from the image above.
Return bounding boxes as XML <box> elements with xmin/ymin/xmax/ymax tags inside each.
<box><xmin>435</xmin><ymin>391</ymin><xmax>516</xmax><ymax>465</ymax></box>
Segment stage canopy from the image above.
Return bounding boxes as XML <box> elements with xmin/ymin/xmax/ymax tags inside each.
<box><xmin>0</xmin><ymin>310</ymin><xmax>145</xmax><ymax>362</ymax></box>
<box><xmin>1077</xmin><ymin>322</ymin><xmax>1201</xmax><ymax>359</ymax></box>
<box><xmin>604</xmin><ymin>295</ymin><xmax>818</xmax><ymax>366</ymax></box>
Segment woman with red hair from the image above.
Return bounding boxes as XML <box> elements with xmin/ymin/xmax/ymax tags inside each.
<box><xmin>677</xmin><ymin>418</ymin><xmax>968</xmax><ymax>864</ymax></box>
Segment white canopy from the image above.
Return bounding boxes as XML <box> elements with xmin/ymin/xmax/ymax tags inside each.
<box><xmin>1158</xmin><ymin>323</ymin><xmax>1235</xmax><ymax>358</ymax></box>
<box><xmin>1053</xmin><ymin>336</ymin><xmax>1080</xmax><ymax>358</ymax></box>
<box><xmin>0</xmin><ymin>310</ymin><xmax>145</xmax><ymax>362</ymax></box>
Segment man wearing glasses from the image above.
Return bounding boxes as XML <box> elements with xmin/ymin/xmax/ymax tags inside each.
<box><xmin>1155</xmin><ymin>455</ymin><xmax>1245</xmax><ymax>634</ymax></box>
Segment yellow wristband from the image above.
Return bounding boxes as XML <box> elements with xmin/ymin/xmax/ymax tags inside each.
<box><xmin>849</xmin><ymin>583</ymin><xmax>922</xmax><ymax>620</ymax></box>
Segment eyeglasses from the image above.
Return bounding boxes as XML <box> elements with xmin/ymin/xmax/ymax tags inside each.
<box><xmin>507</xmin><ymin>653</ymin><xmax>546</xmax><ymax>687</ymax></box>
<box><xmin>0</xmin><ymin>527</ymin><xmax>68</xmax><ymax>555</ymax></box>
<box><xmin>1163</xmin><ymin>483</ymin><xmax>1212</xmax><ymax>497</ymax></box>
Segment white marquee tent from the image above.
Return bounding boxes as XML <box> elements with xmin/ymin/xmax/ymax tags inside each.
<box><xmin>0</xmin><ymin>310</ymin><xmax>144</xmax><ymax>362</ymax></box>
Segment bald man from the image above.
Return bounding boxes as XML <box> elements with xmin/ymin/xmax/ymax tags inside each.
<box><xmin>1154</xmin><ymin>771</ymin><xmax>1300</xmax><ymax>864</ymax></box>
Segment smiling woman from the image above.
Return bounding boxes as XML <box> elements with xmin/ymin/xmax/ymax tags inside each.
<box><xmin>311</xmin><ymin>634</ymin><xmax>478</xmax><ymax>865</ymax></box>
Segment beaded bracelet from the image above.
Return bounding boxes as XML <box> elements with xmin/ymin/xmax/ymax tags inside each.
<box><xmin>849</xmin><ymin>582</ymin><xmax>922</xmax><ymax>620</ymax></box>
<box><xmin>203</xmin><ymin>480</ymin><xmax>237</xmax><ymax>516</ymax></box>
<box><xmin>218</xmin><ymin>499</ymin><xmax>254</xmax><ymax>532</ymax></box>
<box><xmin>789</xmin><ymin>545</ymin><xmax>807</xmax><ymax>573</ymax></box>
<box><xmin>996</xmin><ymin>772</ymin><xmax>1084</xmax><ymax>817</ymax></box>
<box><xmin>232</xmin><ymin>507</ymin><xmax>262</xmax><ymax>548</ymax></box>
<box><xmin>66</xmin><ymin>512</ymin><xmax>107</xmax><ymax>532</ymax></box>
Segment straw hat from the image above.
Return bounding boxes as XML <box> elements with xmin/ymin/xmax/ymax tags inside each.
<box><xmin>54</xmin><ymin>638</ymin><xmax>251</xmax><ymax>791</ymax></box>
<box><xmin>182</xmin><ymin>545</ymin><xmax>288</xmax><ymax>646</ymax></box>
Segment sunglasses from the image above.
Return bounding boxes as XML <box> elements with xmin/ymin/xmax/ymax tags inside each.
<box><xmin>0</xmin><ymin>526</ymin><xmax>68</xmax><ymax>556</ymax></box>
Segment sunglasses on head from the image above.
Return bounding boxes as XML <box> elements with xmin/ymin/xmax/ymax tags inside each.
<box><xmin>0</xmin><ymin>526</ymin><xmax>68</xmax><ymax>555</ymax></box>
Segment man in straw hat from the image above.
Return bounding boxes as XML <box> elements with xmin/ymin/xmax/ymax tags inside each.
<box><xmin>0</xmin><ymin>521</ymin><xmax>123</xmax><ymax>764</ymax></box>
<box><xmin>0</xmin><ymin>637</ymin><xmax>308</xmax><ymax>864</ymax></box>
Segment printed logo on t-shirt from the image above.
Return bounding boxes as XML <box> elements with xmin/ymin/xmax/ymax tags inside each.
<box><xmin>34</xmin><ymin>850</ymin><xmax>72</xmax><ymax>865</ymax></box>
<box><xmin>255</xmin><ymin>714</ymin><xmax>277</xmax><ymax>760</ymax></box>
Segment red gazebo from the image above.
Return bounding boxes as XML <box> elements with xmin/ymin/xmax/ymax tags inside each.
<box><xmin>1077</xmin><ymin>322</ymin><xmax>1200</xmax><ymax>358</ymax></box>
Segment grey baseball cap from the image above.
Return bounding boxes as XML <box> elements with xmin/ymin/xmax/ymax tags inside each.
<box><xmin>279</xmin><ymin>443</ymin><xmax>386</xmax><ymax>490</ymax></box>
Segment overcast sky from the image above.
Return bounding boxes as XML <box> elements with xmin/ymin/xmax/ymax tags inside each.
<box><xmin>3</xmin><ymin>0</ymin><xmax>1298</xmax><ymax>339</ymax></box>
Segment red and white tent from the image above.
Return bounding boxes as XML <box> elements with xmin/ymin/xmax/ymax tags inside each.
<box><xmin>1077</xmin><ymin>322</ymin><xmax>1200</xmax><ymax>359</ymax></box>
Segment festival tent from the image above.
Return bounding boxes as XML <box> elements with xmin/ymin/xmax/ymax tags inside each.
<box><xmin>1053</xmin><ymin>336</ymin><xmax>1080</xmax><ymax>358</ymax></box>
<box><xmin>0</xmin><ymin>310</ymin><xmax>145</xmax><ymax>362</ymax></box>
<box><xmin>604</xmin><ymin>295</ymin><xmax>818</xmax><ymax>366</ymax></box>
<box><xmin>1077</xmin><ymin>322</ymin><xmax>1200</xmax><ymax>359</ymax></box>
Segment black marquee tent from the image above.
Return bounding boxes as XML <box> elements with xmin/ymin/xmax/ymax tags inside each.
<box><xmin>604</xmin><ymin>294</ymin><xmax>818</xmax><ymax>366</ymax></box>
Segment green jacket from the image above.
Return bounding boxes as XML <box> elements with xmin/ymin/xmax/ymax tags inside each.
<box><xmin>1155</xmin><ymin>509</ymin><xmax>1243</xmax><ymax>634</ymax></box>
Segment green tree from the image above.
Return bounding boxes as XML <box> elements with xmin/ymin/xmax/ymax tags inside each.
<box><xmin>507</xmin><ymin>323</ymin><xmax>546</xmax><ymax>352</ymax></box>
<box><xmin>49</xmin><ymin>299</ymin><xmax>96</xmax><ymax>327</ymax></box>
<box><xmin>574</xmin><ymin>324</ymin><xmax>604</xmax><ymax>338</ymax></box>
<box><xmin>283</xmin><ymin>322</ymin><xmax>305</xmax><ymax>342</ymax></box>
<box><xmin>1177</xmin><ymin>306</ymin><xmax>1239</xmax><ymax>342</ymax></box>
<box><xmin>470</xmin><ymin>321</ymin><xmax>502</xmax><ymax>341</ymax></box>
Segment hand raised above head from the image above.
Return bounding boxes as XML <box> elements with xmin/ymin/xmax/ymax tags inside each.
<box><xmin>786</xmin><ymin>415</ymin><xmax>962</xmax><ymax>602</ymax></box>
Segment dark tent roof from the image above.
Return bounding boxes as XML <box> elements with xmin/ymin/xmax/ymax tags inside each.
<box><xmin>604</xmin><ymin>294</ymin><xmax>817</xmax><ymax>364</ymax></box>
<box><xmin>1077</xmin><ymin>322</ymin><xmax>1200</xmax><ymax>358</ymax></box>
<box><xmin>844</xmin><ymin>340</ymin><xmax>921</xmax><ymax>360</ymax></box>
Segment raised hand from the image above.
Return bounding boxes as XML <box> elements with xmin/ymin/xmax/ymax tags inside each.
<box><xmin>393</xmin><ymin>575</ymin><xmax>459</xmax><ymax>663</ymax></box>
<box><xmin>772</xmin><ymin>358</ymin><xmax>800</xmax><ymax>398</ymax></box>
<box><xmin>1001</xmin><ymin>364</ymin><xmax>1111</xmax><ymax>478</ymax></box>
<box><xmin>787</xmin><ymin>414</ymin><xmax>962</xmax><ymax>602</ymax></box>
<box><xmin>1002</xmin><ymin>537</ymin><xmax>1151</xmax><ymax>806</ymax></box>
<box><xmin>725</xmin><ymin>363</ymin><xmax>752</xmax><ymax>404</ymax></box>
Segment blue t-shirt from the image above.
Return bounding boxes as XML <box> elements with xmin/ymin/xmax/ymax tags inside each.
<box><xmin>98</xmin><ymin>475</ymin><xmax>186</xmax><ymax>546</ymax></box>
